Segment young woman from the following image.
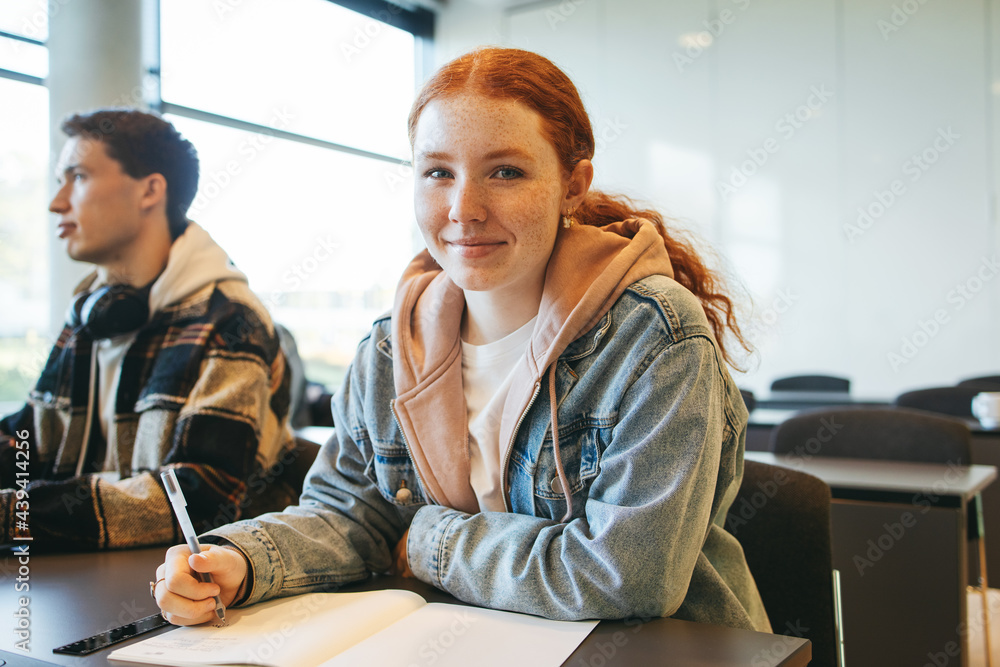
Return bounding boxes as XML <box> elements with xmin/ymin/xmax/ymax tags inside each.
<box><xmin>153</xmin><ymin>47</ymin><xmax>769</xmax><ymax>631</ymax></box>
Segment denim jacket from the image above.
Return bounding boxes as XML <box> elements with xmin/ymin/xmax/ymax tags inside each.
<box><xmin>207</xmin><ymin>221</ymin><xmax>769</xmax><ymax>631</ymax></box>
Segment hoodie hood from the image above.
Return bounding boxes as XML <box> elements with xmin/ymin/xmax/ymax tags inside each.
<box><xmin>391</xmin><ymin>219</ymin><xmax>674</xmax><ymax>513</ymax></box>
<box><xmin>76</xmin><ymin>222</ymin><xmax>248</xmax><ymax>315</ymax></box>
<box><xmin>148</xmin><ymin>222</ymin><xmax>248</xmax><ymax>313</ymax></box>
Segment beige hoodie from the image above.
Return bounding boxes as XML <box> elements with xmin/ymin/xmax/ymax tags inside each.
<box><xmin>391</xmin><ymin>219</ymin><xmax>674</xmax><ymax>514</ymax></box>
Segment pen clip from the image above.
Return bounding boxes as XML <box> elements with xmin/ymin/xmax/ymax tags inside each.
<box><xmin>160</xmin><ymin>469</ymin><xmax>185</xmax><ymax>507</ymax></box>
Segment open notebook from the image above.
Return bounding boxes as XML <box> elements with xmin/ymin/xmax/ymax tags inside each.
<box><xmin>108</xmin><ymin>589</ymin><xmax>597</xmax><ymax>667</ymax></box>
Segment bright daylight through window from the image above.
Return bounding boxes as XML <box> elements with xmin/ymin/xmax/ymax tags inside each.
<box><xmin>159</xmin><ymin>0</ymin><xmax>423</xmax><ymax>390</ymax></box>
<box><xmin>0</xmin><ymin>1</ymin><xmax>50</xmax><ymax>407</ymax></box>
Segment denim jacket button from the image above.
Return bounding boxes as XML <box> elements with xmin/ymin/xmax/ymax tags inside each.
<box><xmin>395</xmin><ymin>480</ymin><xmax>413</xmax><ymax>504</ymax></box>
<box><xmin>550</xmin><ymin>476</ymin><xmax>563</xmax><ymax>494</ymax></box>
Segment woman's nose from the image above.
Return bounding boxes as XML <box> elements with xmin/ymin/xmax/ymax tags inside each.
<box><xmin>449</xmin><ymin>179</ymin><xmax>487</xmax><ymax>224</ymax></box>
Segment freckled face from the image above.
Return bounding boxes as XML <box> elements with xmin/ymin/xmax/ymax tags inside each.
<box><xmin>412</xmin><ymin>94</ymin><xmax>569</xmax><ymax>297</ymax></box>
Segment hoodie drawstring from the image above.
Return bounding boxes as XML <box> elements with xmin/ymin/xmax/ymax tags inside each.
<box><xmin>548</xmin><ymin>363</ymin><xmax>573</xmax><ymax>523</ymax></box>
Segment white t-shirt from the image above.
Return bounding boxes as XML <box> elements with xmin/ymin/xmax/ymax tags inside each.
<box><xmin>462</xmin><ymin>316</ymin><xmax>537</xmax><ymax>512</ymax></box>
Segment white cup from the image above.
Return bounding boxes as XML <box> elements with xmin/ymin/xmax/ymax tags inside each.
<box><xmin>972</xmin><ymin>392</ymin><xmax>1000</xmax><ymax>429</ymax></box>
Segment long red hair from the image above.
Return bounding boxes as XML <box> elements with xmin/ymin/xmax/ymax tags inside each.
<box><xmin>408</xmin><ymin>47</ymin><xmax>750</xmax><ymax>367</ymax></box>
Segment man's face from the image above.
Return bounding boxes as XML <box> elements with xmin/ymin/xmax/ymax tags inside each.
<box><xmin>49</xmin><ymin>136</ymin><xmax>148</xmax><ymax>266</ymax></box>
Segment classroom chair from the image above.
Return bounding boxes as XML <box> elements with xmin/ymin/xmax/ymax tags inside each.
<box><xmin>959</xmin><ymin>376</ymin><xmax>1000</xmax><ymax>390</ymax></box>
<box><xmin>770</xmin><ymin>375</ymin><xmax>851</xmax><ymax>393</ymax></box>
<box><xmin>242</xmin><ymin>436</ymin><xmax>322</xmax><ymax>519</ymax></box>
<box><xmin>894</xmin><ymin>385</ymin><xmax>984</xmax><ymax>419</ymax></box>
<box><xmin>769</xmin><ymin>406</ymin><xmax>990</xmax><ymax>665</ymax></box>
<box><xmin>726</xmin><ymin>459</ymin><xmax>842</xmax><ymax>667</ymax></box>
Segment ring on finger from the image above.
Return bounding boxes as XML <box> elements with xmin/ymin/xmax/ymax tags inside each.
<box><xmin>149</xmin><ymin>577</ymin><xmax>166</xmax><ymax>600</ymax></box>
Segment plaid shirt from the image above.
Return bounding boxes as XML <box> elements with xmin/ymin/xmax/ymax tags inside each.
<box><xmin>0</xmin><ymin>278</ymin><xmax>294</xmax><ymax>550</ymax></box>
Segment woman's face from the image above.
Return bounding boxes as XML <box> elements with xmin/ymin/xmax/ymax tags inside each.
<box><xmin>412</xmin><ymin>94</ymin><xmax>569</xmax><ymax>298</ymax></box>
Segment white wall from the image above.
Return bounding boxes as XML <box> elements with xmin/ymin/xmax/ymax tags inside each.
<box><xmin>432</xmin><ymin>0</ymin><xmax>1000</xmax><ymax>398</ymax></box>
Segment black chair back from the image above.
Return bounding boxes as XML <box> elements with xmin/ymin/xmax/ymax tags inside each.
<box><xmin>727</xmin><ymin>460</ymin><xmax>838</xmax><ymax>667</ymax></box>
<box><xmin>771</xmin><ymin>375</ymin><xmax>850</xmax><ymax>393</ymax></box>
<box><xmin>241</xmin><ymin>437</ymin><xmax>322</xmax><ymax>519</ymax></box>
<box><xmin>894</xmin><ymin>386</ymin><xmax>985</xmax><ymax>419</ymax></box>
<box><xmin>958</xmin><ymin>375</ymin><xmax>1000</xmax><ymax>390</ymax></box>
<box><xmin>770</xmin><ymin>406</ymin><xmax>971</xmax><ymax>464</ymax></box>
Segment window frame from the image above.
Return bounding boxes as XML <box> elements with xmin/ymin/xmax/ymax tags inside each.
<box><xmin>0</xmin><ymin>28</ymin><xmax>45</xmax><ymax>85</ymax></box>
<box><xmin>151</xmin><ymin>0</ymin><xmax>434</xmax><ymax>167</ymax></box>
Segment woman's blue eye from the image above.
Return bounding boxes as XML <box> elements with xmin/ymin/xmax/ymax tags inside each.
<box><xmin>495</xmin><ymin>167</ymin><xmax>523</xmax><ymax>180</ymax></box>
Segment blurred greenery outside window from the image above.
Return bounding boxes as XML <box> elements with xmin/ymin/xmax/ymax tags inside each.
<box><xmin>160</xmin><ymin>0</ymin><xmax>431</xmax><ymax>392</ymax></box>
<box><xmin>0</xmin><ymin>3</ymin><xmax>50</xmax><ymax>405</ymax></box>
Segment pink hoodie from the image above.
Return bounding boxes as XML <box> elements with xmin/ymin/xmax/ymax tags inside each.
<box><xmin>391</xmin><ymin>219</ymin><xmax>674</xmax><ymax>515</ymax></box>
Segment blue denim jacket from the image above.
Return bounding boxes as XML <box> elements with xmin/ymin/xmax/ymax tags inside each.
<box><xmin>207</xmin><ymin>274</ymin><xmax>769</xmax><ymax>631</ymax></box>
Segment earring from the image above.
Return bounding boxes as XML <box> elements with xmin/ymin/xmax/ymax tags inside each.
<box><xmin>562</xmin><ymin>209</ymin><xmax>576</xmax><ymax>229</ymax></box>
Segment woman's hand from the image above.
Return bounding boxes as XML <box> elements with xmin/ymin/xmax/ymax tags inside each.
<box><xmin>391</xmin><ymin>529</ymin><xmax>415</xmax><ymax>578</ymax></box>
<box><xmin>153</xmin><ymin>543</ymin><xmax>249</xmax><ymax>626</ymax></box>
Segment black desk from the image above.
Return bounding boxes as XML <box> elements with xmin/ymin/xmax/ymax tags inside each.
<box><xmin>748</xmin><ymin>408</ymin><xmax>1000</xmax><ymax>581</ymax></box>
<box><xmin>748</xmin><ymin>452</ymin><xmax>996</xmax><ymax>667</ymax></box>
<box><xmin>0</xmin><ymin>548</ymin><xmax>810</xmax><ymax>666</ymax></box>
<box><xmin>754</xmin><ymin>391</ymin><xmax>889</xmax><ymax>411</ymax></box>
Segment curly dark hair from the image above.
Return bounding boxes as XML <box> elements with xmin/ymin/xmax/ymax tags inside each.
<box><xmin>61</xmin><ymin>108</ymin><xmax>199</xmax><ymax>239</ymax></box>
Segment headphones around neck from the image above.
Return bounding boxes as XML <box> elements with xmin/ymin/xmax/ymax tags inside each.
<box><xmin>69</xmin><ymin>283</ymin><xmax>152</xmax><ymax>339</ymax></box>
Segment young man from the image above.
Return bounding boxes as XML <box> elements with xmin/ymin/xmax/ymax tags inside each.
<box><xmin>0</xmin><ymin>108</ymin><xmax>294</xmax><ymax>550</ymax></box>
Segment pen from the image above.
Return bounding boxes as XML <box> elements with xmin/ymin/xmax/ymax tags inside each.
<box><xmin>160</xmin><ymin>468</ymin><xmax>226</xmax><ymax>622</ymax></box>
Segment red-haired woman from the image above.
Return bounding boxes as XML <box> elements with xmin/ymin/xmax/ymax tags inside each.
<box><xmin>154</xmin><ymin>47</ymin><xmax>769</xmax><ymax>632</ymax></box>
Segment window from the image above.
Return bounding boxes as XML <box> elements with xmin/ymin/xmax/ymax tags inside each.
<box><xmin>158</xmin><ymin>0</ymin><xmax>432</xmax><ymax>390</ymax></box>
<box><xmin>0</xmin><ymin>4</ymin><xmax>50</xmax><ymax>405</ymax></box>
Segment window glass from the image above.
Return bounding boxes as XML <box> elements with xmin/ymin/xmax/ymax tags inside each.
<box><xmin>0</xmin><ymin>78</ymin><xmax>50</xmax><ymax>403</ymax></box>
<box><xmin>0</xmin><ymin>34</ymin><xmax>47</xmax><ymax>79</ymax></box>
<box><xmin>0</xmin><ymin>0</ymin><xmax>48</xmax><ymax>41</ymax></box>
<box><xmin>160</xmin><ymin>0</ymin><xmax>415</xmax><ymax>161</ymax></box>
<box><xmin>166</xmin><ymin>114</ymin><xmax>418</xmax><ymax>388</ymax></box>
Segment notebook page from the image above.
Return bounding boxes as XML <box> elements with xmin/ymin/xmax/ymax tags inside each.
<box><xmin>319</xmin><ymin>602</ymin><xmax>598</xmax><ymax>667</ymax></box>
<box><xmin>109</xmin><ymin>589</ymin><xmax>425</xmax><ymax>667</ymax></box>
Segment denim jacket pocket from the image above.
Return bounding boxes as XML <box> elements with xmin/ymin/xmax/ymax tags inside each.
<box><xmin>516</xmin><ymin>421</ymin><xmax>607</xmax><ymax>520</ymax></box>
<box><xmin>363</xmin><ymin>438</ymin><xmax>426</xmax><ymax>508</ymax></box>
